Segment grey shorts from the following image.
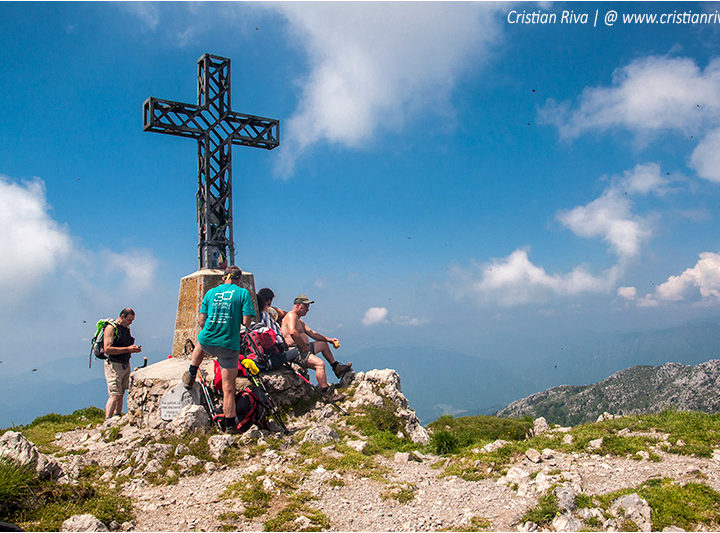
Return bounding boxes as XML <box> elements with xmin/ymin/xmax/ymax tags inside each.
<box><xmin>199</xmin><ymin>344</ymin><xmax>240</xmax><ymax>370</ymax></box>
<box><xmin>285</xmin><ymin>346</ymin><xmax>311</xmax><ymax>367</ymax></box>
<box><xmin>105</xmin><ymin>360</ymin><xmax>130</xmax><ymax>396</ymax></box>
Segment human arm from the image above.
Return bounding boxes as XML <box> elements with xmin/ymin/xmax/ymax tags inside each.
<box><xmin>103</xmin><ymin>325</ymin><xmax>141</xmax><ymax>356</ymax></box>
<box><xmin>272</xmin><ymin>306</ymin><xmax>287</xmax><ymax>322</ymax></box>
<box><xmin>304</xmin><ymin>325</ymin><xmax>337</xmax><ymax>346</ymax></box>
<box><xmin>197</xmin><ymin>313</ymin><xmax>207</xmax><ymax>330</ymax></box>
<box><xmin>243</xmin><ymin>315</ymin><xmax>253</xmax><ymax>328</ymax></box>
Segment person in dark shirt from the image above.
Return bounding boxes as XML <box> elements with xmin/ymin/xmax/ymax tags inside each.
<box><xmin>103</xmin><ymin>308</ymin><xmax>142</xmax><ymax>418</ymax></box>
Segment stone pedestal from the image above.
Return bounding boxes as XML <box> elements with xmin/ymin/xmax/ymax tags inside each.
<box><xmin>171</xmin><ymin>269</ymin><xmax>258</xmax><ymax>358</ymax></box>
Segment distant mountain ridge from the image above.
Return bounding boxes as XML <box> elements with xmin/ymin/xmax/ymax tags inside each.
<box><xmin>496</xmin><ymin>359</ymin><xmax>720</xmax><ymax>426</ymax></box>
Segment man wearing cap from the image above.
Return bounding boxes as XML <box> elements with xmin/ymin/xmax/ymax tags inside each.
<box><xmin>281</xmin><ymin>294</ymin><xmax>352</xmax><ymax>399</ymax></box>
<box><xmin>181</xmin><ymin>265</ymin><xmax>255</xmax><ymax>433</ymax></box>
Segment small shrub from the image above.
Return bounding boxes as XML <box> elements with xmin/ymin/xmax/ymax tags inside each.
<box><xmin>0</xmin><ymin>458</ymin><xmax>37</xmax><ymax>517</ymax></box>
<box><xmin>520</xmin><ymin>489</ymin><xmax>560</xmax><ymax>526</ymax></box>
<box><xmin>431</xmin><ymin>430</ymin><xmax>460</xmax><ymax>455</ymax></box>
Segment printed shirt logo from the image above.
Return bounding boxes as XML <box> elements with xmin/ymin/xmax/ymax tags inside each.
<box><xmin>206</xmin><ymin>289</ymin><xmax>236</xmax><ymax>326</ymax></box>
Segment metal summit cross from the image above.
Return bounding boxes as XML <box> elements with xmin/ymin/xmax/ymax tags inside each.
<box><xmin>143</xmin><ymin>53</ymin><xmax>280</xmax><ymax>269</ymax></box>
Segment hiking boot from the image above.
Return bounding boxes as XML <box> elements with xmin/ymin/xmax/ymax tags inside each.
<box><xmin>331</xmin><ymin>361</ymin><xmax>352</xmax><ymax>379</ymax></box>
<box><xmin>223</xmin><ymin>424</ymin><xmax>241</xmax><ymax>435</ymax></box>
<box><xmin>181</xmin><ymin>370</ymin><xmax>195</xmax><ymax>390</ymax></box>
<box><xmin>318</xmin><ymin>385</ymin><xmax>345</xmax><ymax>403</ymax></box>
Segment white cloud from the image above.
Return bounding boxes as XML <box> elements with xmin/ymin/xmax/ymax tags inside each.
<box><xmin>362</xmin><ymin>306</ymin><xmax>389</xmax><ymax>326</ymax></box>
<box><xmin>274</xmin><ymin>3</ymin><xmax>503</xmax><ymax>174</ymax></box>
<box><xmin>120</xmin><ymin>3</ymin><xmax>160</xmax><ymax>31</ymax></box>
<box><xmin>557</xmin><ymin>163</ymin><xmax>668</xmax><ymax>260</ymax></box>
<box><xmin>392</xmin><ymin>315</ymin><xmax>427</xmax><ymax>327</ymax></box>
<box><xmin>617</xmin><ymin>286</ymin><xmax>637</xmax><ymax>300</ymax></box>
<box><xmin>641</xmin><ymin>252</ymin><xmax>720</xmax><ymax>306</ymax></box>
<box><xmin>452</xmin><ymin>249</ymin><xmax>619</xmax><ymax>307</ymax></box>
<box><xmin>0</xmin><ymin>176</ymin><xmax>72</xmax><ymax>294</ymax></box>
<box><xmin>690</xmin><ymin>127</ymin><xmax>720</xmax><ymax>183</ymax></box>
<box><xmin>540</xmin><ymin>56</ymin><xmax>720</xmax><ymax>140</ymax></box>
<box><xmin>102</xmin><ymin>249</ymin><xmax>159</xmax><ymax>294</ymax></box>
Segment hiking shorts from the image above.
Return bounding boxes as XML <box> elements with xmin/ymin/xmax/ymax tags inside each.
<box><xmin>199</xmin><ymin>343</ymin><xmax>240</xmax><ymax>370</ymax></box>
<box><xmin>284</xmin><ymin>346</ymin><xmax>310</xmax><ymax>367</ymax></box>
<box><xmin>105</xmin><ymin>360</ymin><xmax>130</xmax><ymax>396</ymax></box>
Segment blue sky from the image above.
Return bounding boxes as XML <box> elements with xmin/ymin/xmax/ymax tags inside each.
<box><xmin>3</xmin><ymin>2</ymin><xmax>720</xmax><ymax>419</ymax></box>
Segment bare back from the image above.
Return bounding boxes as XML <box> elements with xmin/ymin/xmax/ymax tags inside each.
<box><xmin>281</xmin><ymin>310</ymin><xmax>309</xmax><ymax>347</ymax></box>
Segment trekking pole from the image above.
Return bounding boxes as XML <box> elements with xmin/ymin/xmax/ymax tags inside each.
<box><xmin>283</xmin><ymin>362</ymin><xmax>349</xmax><ymax>416</ymax></box>
<box><xmin>198</xmin><ymin>370</ymin><xmax>222</xmax><ymax>429</ymax></box>
<box><xmin>241</xmin><ymin>362</ymin><xmax>290</xmax><ymax>435</ymax></box>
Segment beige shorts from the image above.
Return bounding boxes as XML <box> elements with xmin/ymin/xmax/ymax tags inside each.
<box><xmin>105</xmin><ymin>360</ymin><xmax>130</xmax><ymax>396</ymax></box>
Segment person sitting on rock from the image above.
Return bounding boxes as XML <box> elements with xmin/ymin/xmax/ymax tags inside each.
<box><xmin>256</xmin><ymin>287</ymin><xmax>286</xmax><ymax>344</ymax></box>
<box><xmin>281</xmin><ymin>294</ymin><xmax>351</xmax><ymax>399</ymax></box>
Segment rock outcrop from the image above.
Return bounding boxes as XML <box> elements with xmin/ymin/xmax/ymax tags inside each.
<box><xmin>0</xmin><ymin>431</ymin><xmax>64</xmax><ymax>480</ymax></box>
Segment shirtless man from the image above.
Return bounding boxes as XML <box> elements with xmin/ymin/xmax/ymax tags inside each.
<box><xmin>281</xmin><ymin>295</ymin><xmax>352</xmax><ymax>397</ymax></box>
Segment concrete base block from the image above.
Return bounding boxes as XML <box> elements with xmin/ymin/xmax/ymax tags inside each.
<box><xmin>171</xmin><ymin>269</ymin><xmax>258</xmax><ymax>359</ymax></box>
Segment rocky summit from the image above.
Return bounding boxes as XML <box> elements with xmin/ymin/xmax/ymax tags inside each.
<box><xmin>4</xmin><ymin>362</ymin><xmax>720</xmax><ymax>531</ymax></box>
<box><xmin>496</xmin><ymin>359</ymin><xmax>720</xmax><ymax>426</ymax></box>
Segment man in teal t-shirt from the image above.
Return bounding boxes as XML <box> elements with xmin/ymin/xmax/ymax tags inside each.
<box><xmin>182</xmin><ymin>266</ymin><xmax>256</xmax><ymax>433</ymax></box>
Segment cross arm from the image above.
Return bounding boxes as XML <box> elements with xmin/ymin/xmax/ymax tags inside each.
<box><xmin>143</xmin><ymin>97</ymin><xmax>211</xmax><ymax>139</ymax></box>
<box><xmin>223</xmin><ymin>111</ymin><xmax>280</xmax><ymax>150</ymax></box>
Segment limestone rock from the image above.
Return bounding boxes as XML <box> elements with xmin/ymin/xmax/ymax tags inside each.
<box><xmin>562</xmin><ymin>434</ymin><xmax>574</xmax><ymax>445</ymax></box>
<box><xmin>554</xmin><ymin>484</ymin><xmax>576</xmax><ymax>513</ymax></box>
<box><xmin>131</xmin><ymin>444</ymin><xmax>174</xmax><ymax>467</ymax></box>
<box><xmin>551</xmin><ymin>514</ymin><xmax>581</xmax><ymax>532</ymax></box>
<box><xmin>0</xmin><ymin>431</ymin><xmax>64</xmax><ymax>480</ymax></box>
<box><xmin>482</xmin><ymin>439</ymin><xmax>509</xmax><ymax>453</ymax></box>
<box><xmin>533</xmin><ymin>417</ymin><xmax>549</xmax><ymax>436</ymax></box>
<box><xmin>394</xmin><ymin>452</ymin><xmax>411</xmax><ymax>463</ymax></box>
<box><xmin>588</xmin><ymin>437</ymin><xmax>604</xmax><ymax>450</ymax></box>
<box><xmin>167</xmin><ymin>404</ymin><xmax>210</xmax><ymax>435</ymax></box>
<box><xmin>302</xmin><ymin>425</ymin><xmax>340</xmax><ymax>444</ymax></box>
<box><xmin>208</xmin><ymin>434</ymin><xmax>236</xmax><ymax>460</ymax></box>
<box><xmin>525</xmin><ymin>448</ymin><xmax>542</xmax><ymax>463</ymax></box>
<box><xmin>611</xmin><ymin>493</ymin><xmax>652</xmax><ymax>532</ymax></box>
<box><xmin>346</xmin><ymin>439</ymin><xmax>367</xmax><ymax>453</ymax></box>
<box><xmin>350</xmin><ymin>380</ymin><xmax>384</xmax><ymax>408</ymax></box>
<box><xmin>61</xmin><ymin>514</ymin><xmax>108</xmax><ymax>532</ymax></box>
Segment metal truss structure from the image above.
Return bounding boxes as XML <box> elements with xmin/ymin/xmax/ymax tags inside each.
<box><xmin>143</xmin><ymin>54</ymin><xmax>280</xmax><ymax>269</ymax></box>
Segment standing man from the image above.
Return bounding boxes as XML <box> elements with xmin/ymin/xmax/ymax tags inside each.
<box><xmin>281</xmin><ymin>295</ymin><xmax>352</xmax><ymax>397</ymax></box>
<box><xmin>104</xmin><ymin>308</ymin><xmax>142</xmax><ymax>419</ymax></box>
<box><xmin>182</xmin><ymin>266</ymin><xmax>255</xmax><ymax>433</ymax></box>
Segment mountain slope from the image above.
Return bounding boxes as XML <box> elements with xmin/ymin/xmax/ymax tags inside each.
<box><xmin>496</xmin><ymin>359</ymin><xmax>720</xmax><ymax>426</ymax></box>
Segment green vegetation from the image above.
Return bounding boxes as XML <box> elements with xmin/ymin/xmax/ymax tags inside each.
<box><xmin>593</xmin><ymin>478</ymin><xmax>720</xmax><ymax>531</ymax></box>
<box><xmin>520</xmin><ymin>488</ymin><xmax>560</xmax><ymax>526</ymax></box>
<box><xmin>441</xmin><ymin>515</ymin><xmax>491</xmax><ymax>531</ymax></box>
<box><xmin>428</xmin><ymin>414</ymin><xmax>533</xmax><ymax>450</ymax></box>
<box><xmin>263</xmin><ymin>492</ymin><xmax>330</xmax><ymax>532</ymax></box>
<box><xmin>5</xmin><ymin>407</ymin><xmax>105</xmax><ymax>453</ymax></box>
<box><xmin>381</xmin><ymin>483</ymin><xmax>417</xmax><ymax>503</ymax></box>
<box><xmin>221</xmin><ymin>469</ymin><xmax>272</xmax><ymax>518</ymax></box>
<box><xmin>0</xmin><ymin>457</ymin><xmax>132</xmax><ymax>531</ymax></box>
<box><xmin>298</xmin><ymin>441</ymin><xmax>387</xmax><ymax>479</ymax></box>
<box><xmin>348</xmin><ymin>400</ymin><xmax>420</xmax><ymax>454</ymax></box>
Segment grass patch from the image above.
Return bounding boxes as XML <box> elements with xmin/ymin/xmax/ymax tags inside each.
<box><xmin>1</xmin><ymin>457</ymin><xmax>132</xmax><ymax>531</ymax></box>
<box><xmin>298</xmin><ymin>441</ymin><xmax>387</xmax><ymax>479</ymax></box>
<box><xmin>381</xmin><ymin>483</ymin><xmax>417</xmax><ymax>504</ymax></box>
<box><xmin>222</xmin><ymin>469</ymin><xmax>272</xmax><ymax>518</ymax></box>
<box><xmin>348</xmin><ymin>399</ymin><xmax>420</xmax><ymax>454</ymax></box>
<box><xmin>263</xmin><ymin>492</ymin><xmax>330</xmax><ymax>532</ymax></box>
<box><xmin>441</xmin><ymin>515</ymin><xmax>492</xmax><ymax>531</ymax></box>
<box><xmin>520</xmin><ymin>488</ymin><xmax>560</xmax><ymax>526</ymax></box>
<box><xmin>5</xmin><ymin>407</ymin><xmax>105</xmax><ymax>453</ymax></box>
<box><xmin>428</xmin><ymin>414</ymin><xmax>532</xmax><ymax>450</ymax></box>
<box><xmin>594</xmin><ymin>478</ymin><xmax>720</xmax><ymax>531</ymax></box>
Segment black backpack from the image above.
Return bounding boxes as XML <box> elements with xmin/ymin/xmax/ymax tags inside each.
<box><xmin>234</xmin><ymin>384</ymin><xmax>271</xmax><ymax>432</ymax></box>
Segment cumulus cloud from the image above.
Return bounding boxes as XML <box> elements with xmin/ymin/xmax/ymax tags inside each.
<box><xmin>540</xmin><ymin>56</ymin><xmax>720</xmax><ymax>140</ymax></box>
<box><xmin>102</xmin><ymin>249</ymin><xmax>159</xmax><ymax>294</ymax></box>
<box><xmin>558</xmin><ymin>163</ymin><xmax>668</xmax><ymax>259</ymax></box>
<box><xmin>274</xmin><ymin>3</ymin><xmax>503</xmax><ymax>174</ymax></box>
<box><xmin>690</xmin><ymin>127</ymin><xmax>720</xmax><ymax>183</ymax></box>
<box><xmin>617</xmin><ymin>286</ymin><xmax>637</xmax><ymax>300</ymax></box>
<box><xmin>0</xmin><ymin>176</ymin><xmax>72</xmax><ymax>294</ymax></box>
<box><xmin>641</xmin><ymin>252</ymin><xmax>720</xmax><ymax>306</ymax></box>
<box><xmin>451</xmin><ymin>249</ymin><xmax>619</xmax><ymax>307</ymax></box>
<box><xmin>362</xmin><ymin>307</ymin><xmax>389</xmax><ymax>326</ymax></box>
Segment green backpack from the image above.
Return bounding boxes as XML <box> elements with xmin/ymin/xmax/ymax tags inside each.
<box><xmin>89</xmin><ymin>318</ymin><xmax>118</xmax><ymax>367</ymax></box>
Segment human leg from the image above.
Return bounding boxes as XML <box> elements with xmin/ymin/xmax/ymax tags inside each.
<box><xmin>182</xmin><ymin>343</ymin><xmax>207</xmax><ymax>388</ymax></box>
<box><xmin>105</xmin><ymin>361</ymin><xmax>129</xmax><ymax>418</ymax></box>
<box><xmin>105</xmin><ymin>394</ymin><xmax>123</xmax><ymax>418</ymax></box>
<box><xmin>305</xmin><ymin>354</ymin><xmax>328</xmax><ymax>388</ymax></box>
<box><xmin>310</xmin><ymin>341</ymin><xmax>352</xmax><ymax>379</ymax></box>
<box><xmin>220</xmin><ymin>367</ymin><xmax>238</xmax><ymax>418</ymax></box>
